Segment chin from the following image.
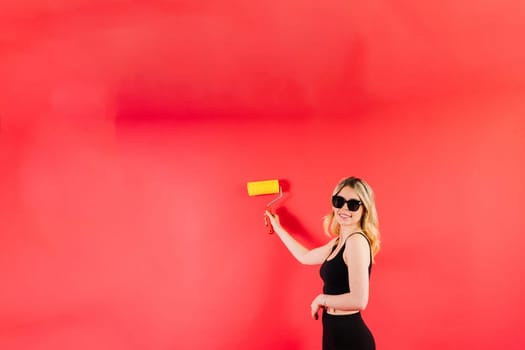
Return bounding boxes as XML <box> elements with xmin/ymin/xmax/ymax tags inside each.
<box><xmin>336</xmin><ymin>218</ymin><xmax>353</xmax><ymax>226</ymax></box>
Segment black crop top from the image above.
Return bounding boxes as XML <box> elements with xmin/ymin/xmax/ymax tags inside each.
<box><xmin>319</xmin><ymin>232</ymin><xmax>372</xmax><ymax>295</ymax></box>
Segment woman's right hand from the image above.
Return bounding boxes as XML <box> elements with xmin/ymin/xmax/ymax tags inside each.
<box><xmin>265</xmin><ymin>210</ymin><xmax>281</xmax><ymax>231</ymax></box>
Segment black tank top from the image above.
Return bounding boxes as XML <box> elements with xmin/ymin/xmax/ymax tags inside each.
<box><xmin>319</xmin><ymin>232</ymin><xmax>372</xmax><ymax>295</ymax></box>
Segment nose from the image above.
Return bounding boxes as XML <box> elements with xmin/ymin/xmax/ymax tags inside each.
<box><xmin>339</xmin><ymin>203</ymin><xmax>352</xmax><ymax>211</ymax></box>
<box><xmin>337</xmin><ymin>205</ymin><xmax>351</xmax><ymax>213</ymax></box>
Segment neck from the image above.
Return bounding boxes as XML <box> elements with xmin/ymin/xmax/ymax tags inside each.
<box><xmin>339</xmin><ymin>226</ymin><xmax>362</xmax><ymax>238</ymax></box>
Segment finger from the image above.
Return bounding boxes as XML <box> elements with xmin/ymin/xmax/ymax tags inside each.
<box><xmin>312</xmin><ymin>309</ymin><xmax>319</xmax><ymax>320</ymax></box>
<box><xmin>311</xmin><ymin>306</ymin><xmax>317</xmax><ymax>320</ymax></box>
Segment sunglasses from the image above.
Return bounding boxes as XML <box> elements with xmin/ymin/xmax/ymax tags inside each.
<box><xmin>331</xmin><ymin>196</ymin><xmax>362</xmax><ymax>212</ymax></box>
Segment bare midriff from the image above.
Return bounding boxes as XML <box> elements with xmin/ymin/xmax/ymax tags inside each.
<box><xmin>325</xmin><ymin>307</ymin><xmax>359</xmax><ymax>315</ymax></box>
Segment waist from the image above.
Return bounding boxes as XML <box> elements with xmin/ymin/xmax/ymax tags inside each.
<box><xmin>324</xmin><ymin>307</ymin><xmax>359</xmax><ymax>316</ymax></box>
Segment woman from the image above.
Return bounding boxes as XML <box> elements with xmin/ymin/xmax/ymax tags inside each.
<box><xmin>265</xmin><ymin>176</ymin><xmax>380</xmax><ymax>350</ymax></box>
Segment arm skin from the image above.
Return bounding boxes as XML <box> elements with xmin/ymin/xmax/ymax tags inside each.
<box><xmin>265</xmin><ymin>211</ymin><xmax>371</xmax><ymax>320</ymax></box>
<box><xmin>310</xmin><ymin>234</ymin><xmax>371</xmax><ymax>319</ymax></box>
<box><xmin>265</xmin><ymin>210</ymin><xmax>337</xmax><ymax>265</ymax></box>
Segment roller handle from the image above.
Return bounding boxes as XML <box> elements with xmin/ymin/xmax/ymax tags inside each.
<box><xmin>265</xmin><ymin>206</ymin><xmax>274</xmax><ymax>234</ymax></box>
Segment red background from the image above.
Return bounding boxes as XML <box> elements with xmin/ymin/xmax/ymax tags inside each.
<box><xmin>1</xmin><ymin>1</ymin><xmax>524</xmax><ymax>349</ymax></box>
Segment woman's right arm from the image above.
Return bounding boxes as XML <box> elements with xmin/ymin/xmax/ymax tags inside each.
<box><xmin>265</xmin><ymin>210</ymin><xmax>335</xmax><ymax>265</ymax></box>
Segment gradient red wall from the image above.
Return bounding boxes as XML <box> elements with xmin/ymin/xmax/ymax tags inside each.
<box><xmin>1</xmin><ymin>1</ymin><xmax>524</xmax><ymax>349</ymax></box>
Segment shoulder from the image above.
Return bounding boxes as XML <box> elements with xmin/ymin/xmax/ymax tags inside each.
<box><xmin>345</xmin><ymin>232</ymin><xmax>370</xmax><ymax>246</ymax></box>
<box><xmin>343</xmin><ymin>233</ymin><xmax>371</xmax><ymax>258</ymax></box>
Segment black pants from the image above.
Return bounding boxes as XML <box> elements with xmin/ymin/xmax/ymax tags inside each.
<box><xmin>322</xmin><ymin>311</ymin><xmax>375</xmax><ymax>350</ymax></box>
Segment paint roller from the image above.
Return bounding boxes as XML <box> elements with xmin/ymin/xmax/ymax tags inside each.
<box><xmin>247</xmin><ymin>179</ymin><xmax>283</xmax><ymax>234</ymax></box>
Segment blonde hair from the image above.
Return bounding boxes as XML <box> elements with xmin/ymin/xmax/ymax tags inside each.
<box><xmin>322</xmin><ymin>176</ymin><xmax>381</xmax><ymax>261</ymax></box>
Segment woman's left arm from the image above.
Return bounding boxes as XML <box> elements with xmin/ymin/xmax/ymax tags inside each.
<box><xmin>310</xmin><ymin>234</ymin><xmax>370</xmax><ymax>318</ymax></box>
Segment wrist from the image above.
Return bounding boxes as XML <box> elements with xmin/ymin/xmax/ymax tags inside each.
<box><xmin>273</xmin><ymin>225</ymin><xmax>285</xmax><ymax>236</ymax></box>
<box><xmin>321</xmin><ymin>294</ymin><xmax>328</xmax><ymax>308</ymax></box>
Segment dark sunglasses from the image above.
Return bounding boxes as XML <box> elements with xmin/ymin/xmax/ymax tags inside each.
<box><xmin>331</xmin><ymin>196</ymin><xmax>362</xmax><ymax>212</ymax></box>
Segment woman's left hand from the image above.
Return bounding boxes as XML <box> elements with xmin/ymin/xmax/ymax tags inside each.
<box><xmin>310</xmin><ymin>294</ymin><xmax>326</xmax><ymax>320</ymax></box>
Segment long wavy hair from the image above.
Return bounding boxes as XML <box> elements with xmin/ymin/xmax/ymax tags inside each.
<box><xmin>322</xmin><ymin>176</ymin><xmax>381</xmax><ymax>261</ymax></box>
